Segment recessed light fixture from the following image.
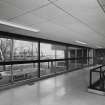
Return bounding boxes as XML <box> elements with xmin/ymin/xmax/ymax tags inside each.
<box><xmin>75</xmin><ymin>40</ymin><xmax>87</xmax><ymax>45</ymax></box>
<box><xmin>0</xmin><ymin>20</ymin><xmax>40</xmax><ymax>32</ymax></box>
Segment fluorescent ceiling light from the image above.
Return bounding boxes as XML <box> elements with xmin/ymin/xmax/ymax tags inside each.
<box><xmin>96</xmin><ymin>45</ymin><xmax>102</xmax><ymax>48</ymax></box>
<box><xmin>75</xmin><ymin>40</ymin><xmax>87</xmax><ymax>45</ymax></box>
<box><xmin>0</xmin><ymin>20</ymin><xmax>40</xmax><ymax>32</ymax></box>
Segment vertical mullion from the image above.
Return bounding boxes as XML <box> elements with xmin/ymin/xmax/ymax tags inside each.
<box><xmin>100</xmin><ymin>67</ymin><xmax>102</xmax><ymax>90</ymax></box>
<box><xmin>82</xmin><ymin>48</ymin><xmax>84</xmax><ymax>67</ymax></box>
<box><xmin>38</xmin><ymin>41</ymin><xmax>40</xmax><ymax>78</ymax></box>
<box><xmin>32</xmin><ymin>42</ymin><xmax>34</xmax><ymax>60</ymax></box>
<box><xmin>87</xmin><ymin>48</ymin><xmax>88</xmax><ymax>66</ymax></box>
<box><xmin>90</xmin><ymin>70</ymin><xmax>92</xmax><ymax>88</ymax></box>
<box><xmin>55</xmin><ymin>48</ymin><xmax>57</xmax><ymax>67</ymax></box>
<box><xmin>75</xmin><ymin>49</ymin><xmax>77</xmax><ymax>66</ymax></box>
<box><xmin>65</xmin><ymin>46</ymin><xmax>69</xmax><ymax>71</ymax></box>
<box><xmin>11</xmin><ymin>39</ymin><xmax>14</xmax><ymax>60</ymax></box>
<box><xmin>93</xmin><ymin>49</ymin><xmax>95</xmax><ymax>65</ymax></box>
<box><xmin>10</xmin><ymin>64</ymin><xmax>13</xmax><ymax>83</ymax></box>
<box><xmin>88</xmin><ymin>48</ymin><xmax>89</xmax><ymax>66</ymax></box>
<box><xmin>10</xmin><ymin>39</ymin><xmax>14</xmax><ymax>83</ymax></box>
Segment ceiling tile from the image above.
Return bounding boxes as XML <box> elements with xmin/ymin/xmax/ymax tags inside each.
<box><xmin>10</xmin><ymin>13</ymin><xmax>48</xmax><ymax>27</ymax></box>
<box><xmin>0</xmin><ymin>0</ymin><xmax>105</xmax><ymax>48</ymax></box>
<box><xmin>31</xmin><ymin>4</ymin><xmax>64</xmax><ymax>21</ymax></box>
<box><xmin>55</xmin><ymin>0</ymin><xmax>96</xmax><ymax>12</ymax></box>
<box><xmin>0</xmin><ymin>1</ymin><xmax>24</xmax><ymax>20</ymax></box>
<box><xmin>1</xmin><ymin>0</ymin><xmax>49</xmax><ymax>12</ymax></box>
<box><xmin>50</xmin><ymin>12</ymin><xmax>78</xmax><ymax>28</ymax></box>
<box><xmin>31</xmin><ymin>21</ymin><xmax>84</xmax><ymax>41</ymax></box>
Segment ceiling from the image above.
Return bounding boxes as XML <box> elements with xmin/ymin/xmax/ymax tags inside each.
<box><xmin>0</xmin><ymin>0</ymin><xmax>105</xmax><ymax>48</ymax></box>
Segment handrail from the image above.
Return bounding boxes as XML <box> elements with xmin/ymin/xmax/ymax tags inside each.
<box><xmin>90</xmin><ymin>64</ymin><xmax>102</xmax><ymax>71</ymax></box>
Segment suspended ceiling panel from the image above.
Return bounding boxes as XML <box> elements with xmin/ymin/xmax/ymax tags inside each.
<box><xmin>0</xmin><ymin>0</ymin><xmax>50</xmax><ymax>12</ymax></box>
<box><xmin>49</xmin><ymin>12</ymin><xmax>78</xmax><ymax>28</ymax></box>
<box><xmin>0</xmin><ymin>1</ymin><xmax>23</xmax><ymax>20</ymax></box>
<box><xmin>10</xmin><ymin>13</ymin><xmax>48</xmax><ymax>27</ymax></box>
<box><xmin>31</xmin><ymin>4</ymin><xmax>64</xmax><ymax>21</ymax></box>
<box><xmin>31</xmin><ymin>21</ymin><xmax>77</xmax><ymax>41</ymax></box>
<box><xmin>53</xmin><ymin>0</ymin><xmax>105</xmax><ymax>43</ymax></box>
<box><xmin>0</xmin><ymin>0</ymin><xmax>105</xmax><ymax>48</ymax></box>
<box><xmin>31</xmin><ymin>21</ymin><xmax>103</xmax><ymax>47</ymax></box>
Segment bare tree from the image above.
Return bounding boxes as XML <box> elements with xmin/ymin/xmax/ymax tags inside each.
<box><xmin>0</xmin><ymin>38</ymin><xmax>11</xmax><ymax>71</ymax></box>
<box><xmin>0</xmin><ymin>38</ymin><xmax>11</xmax><ymax>61</ymax></box>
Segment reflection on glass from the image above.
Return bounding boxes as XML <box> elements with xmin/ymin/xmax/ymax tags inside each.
<box><xmin>40</xmin><ymin>62</ymin><xmax>55</xmax><ymax>76</ymax></box>
<box><xmin>40</xmin><ymin>43</ymin><xmax>55</xmax><ymax>60</ymax></box>
<box><xmin>13</xmin><ymin>40</ymin><xmax>38</xmax><ymax>60</ymax></box>
<box><xmin>89</xmin><ymin>49</ymin><xmax>93</xmax><ymax>65</ymax></box>
<box><xmin>12</xmin><ymin>63</ymin><xmax>38</xmax><ymax>82</ymax></box>
<box><xmin>0</xmin><ymin>65</ymin><xmax>11</xmax><ymax>86</ymax></box>
<box><xmin>68</xmin><ymin>47</ymin><xmax>77</xmax><ymax>58</ymax></box>
<box><xmin>0</xmin><ymin>38</ymin><xmax>11</xmax><ymax>61</ymax></box>
<box><xmin>40</xmin><ymin>43</ymin><xmax>65</xmax><ymax>60</ymax></box>
<box><xmin>68</xmin><ymin>47</ymin><xmax>82</xmax><ymax>70</ymax></box>
<box><xmin>83</xmin><ymin>49</ymin><xmax>88</xmax><ymax>67</ymax></box>
<box><xmin>53</xmin><ymin>45</ymin><xmax>65</xmax><ymax>59</ymax></box>
<box><xmin>40</xmin><ymin>60</ymin><xmax>66</xmax><ymax>77</ymax></box>
<box><xmin>0</xmin><ymin>37</ymin><xmax>93</xmax><ymax>87</ymax></box>
<box><xmin>55</xmin><ymin>61</ymin><xmax>66</xmax><ymax>73</ymax></box>
<box><xmin>68</xmin><ymin>59</ymin><xmax>83</xmax><ymax>70</ymax></box>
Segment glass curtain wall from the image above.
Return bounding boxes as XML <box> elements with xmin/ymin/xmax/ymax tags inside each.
<box><xmin>68</xmin><ymin>47</ymin><xmax>83</xmax><ymax>70</ymax></box>
<box><xmin>82</xmin><ymin>48</ymin><xmax>88</xmax><ymax>67</ymax></box>
<box><xmin>12</xmin><ymin>40</ymin><xmax>38</xmax><ymax>82</ymax></box>
<box><xmin>76</xmin><ymin>48</ymin><xmax>83</xmax><ymax>68</ymax></box>
<box><xmin>0</xmin><ymin>38</ymin><xmax>38</xmax><ymax>85</ymax></box>
<box><xmin>40</xmin><ymin>43</ymin><xmax>66</xmax><ymax>77</ymax></box>
<box><xmin>89</xmin><ymin>49</ymin><xmax>94</xmax><ymax>65</ymax></box>
<box><xmin>0</xmin><ymin>38</ymin><xmax>12</xmax><ymax>86</ymax></box>
<box><xmin>0</xmin><ymin>35</ymin><xmax>93</xmax><ymax>86</ymax></box>
<box><xmin>68</xmin><ymin>47</ymin><xmax>90</xmax><ymax>71</ymax></box>
<box><xmin>52</xmin><ymin>44</ymin><xmax>66</xmax><ymax>73</ymax></box>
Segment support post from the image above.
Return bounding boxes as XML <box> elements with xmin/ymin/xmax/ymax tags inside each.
<box><xmin>38</xmin><ymin>41</ymin><xmax>40</xmax><ymax>78</ymax></box>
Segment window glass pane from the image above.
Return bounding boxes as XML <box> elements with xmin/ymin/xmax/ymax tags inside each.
<box><xmin>77</xmin><ymin>48</ymin><xmax>82</xmax><ymax>58</ymax></box>
<box><xmin>68</xmin><ymin>47</ymin><xmax>90</xmax><ymax>70</ymax></box>
<box><xmin>0</xmin><ymin>65</ymin><xmax>11</xmax><ymax>86</ymax></box>
<box><xmin>40</xmin><ymin>62</ymin><xmax>55</xmax><ymax>76</ymax></box>
<box><xmin>55</xmin><ymin>61</ymin><xmax>66</xmax><ymax>73</ymax></box>
<box><xmin>32</xmin><ymin>43</ymin><xmax>38</xmax><ymax>60</ymax></box>
<box><xmin>12</xmin><ymin>63</ymin><xmax>38</xmax><ymax>82</ymax></box>
<box><xmin>68</xmin><ymin>59</ymin><xmax>82</xmax><ymax>71</ymax></box>
<box><xmin>68</xmin><ymin>47</ymin><xmax>77</xmax><ymax>58</ymax></box>
<box><xmin>53</xmin><ymin>45</ymin><xmax>65</xmax><ymax>59</ymax></box>
<box><xmin>0</xmin><ymin>38</ymin><xmax>11</xmax><ymax>61</ymax></box>
<box><xmin>40</xmin><ymin>43</ymin><xmax>55</xmax><ymax>60</ymax></box>
<box><xmin>40</xmin><ymin>43</ymin><xmax>66</xmax><ymax>60</ymax></box>
<box><xmin>69</xmin><ymin>60</ymin><xmax>77</xmax><ymax>70</ymax></box>
<box><xmin>13</xmin><ymin>40</ymin><xmax>38</xmax><ymax>60</ymax></box>
<box><xmin>83</xmin><ymin>49</ymin><xmax>88</xmax><ymax>67</ymax></box>
<box><xmin>89</xmin><ymin>49</ymin><xmax>93</xmax><ymax>65</ymax></box>
<box><xmin>40</xmin><ymin>60</ymin><xmax>66</xmax><ymax>77</ymax></box>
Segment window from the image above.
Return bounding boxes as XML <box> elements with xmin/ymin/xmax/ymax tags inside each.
<box><xmin>40</xmin><ymin>43</ymin><xmax>55</xmax><ymax>60</ymax></box>
<box><xmin>53</xmin><ymin>44</ymin><xmax>65</xmax><ymax>59</ymax></box>
<box><xmin>0</xmin><ymin>32</ymin><xmax>92</xmax><ymax>87</ymax></box>
<box><xmin>13</xmin><ymin>40</ymin><xmax>38</xmax><ymax>60</ymax></box>
<box><xmin>0</xmin><ymin>38</ymin><xmax>11</xmax><ymax>61</ymax></box>
<box><xmin>12</xmin><ymin>63</ymin><xmax>38</xmax><ymax>82</ymax></box>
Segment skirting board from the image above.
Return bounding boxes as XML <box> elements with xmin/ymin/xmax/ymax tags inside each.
<box><xmin>88</xmin><ymin>88</ymin><xmax>105</xmax><ymax>96</ymax></box>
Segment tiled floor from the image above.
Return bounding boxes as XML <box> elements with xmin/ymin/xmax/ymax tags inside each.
<box><xmin>0</xmin><ymin>67</ymin><xmax>105</xmax><ymax>105</ymax></box>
